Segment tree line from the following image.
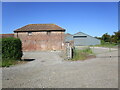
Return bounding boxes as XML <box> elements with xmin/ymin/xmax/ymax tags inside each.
<box><xmin>95</xmin><ymin>30</ymin><xmax>120</xmax><ymax>44</ymax></box>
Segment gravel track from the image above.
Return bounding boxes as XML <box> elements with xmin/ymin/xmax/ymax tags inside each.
<box><xmin>2</xmin><ymin>48</ymin><xmax>118</xmax><ymax>88</ymax></box>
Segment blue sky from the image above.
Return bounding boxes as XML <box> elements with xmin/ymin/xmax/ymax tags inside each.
<box><xmin>2</xmin><ymin>2</ymin><xmax>118</xmax><ymax>37</ymax></box>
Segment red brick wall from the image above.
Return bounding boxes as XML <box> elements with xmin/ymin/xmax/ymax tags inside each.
<box><xmin>14</xmin><ymin>31</ymin><xmax>65</xmax><ymax>51</ymax></box>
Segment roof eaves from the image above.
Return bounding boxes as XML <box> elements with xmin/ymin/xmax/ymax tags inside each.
<box><xmin>14</xmin><ymin>29</ymin><xmax>65</xmax><ymax>32</ymax></box>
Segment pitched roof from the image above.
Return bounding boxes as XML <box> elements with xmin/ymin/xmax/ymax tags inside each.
<box><xmin>65</xmin><ymin>33</ymin><xmax>73</xmax><ymax>36</ymax></box>
<box><xmin>74</xmin><ymin>32</ymin><xmax>100</xmax><ymax>41</ymax></box>
<box><xmin>74</xmin><ymin>32</ymin><xmax>87</xmax><ymax>36</ymax></box>
<box><xmin>14</xmin><ymin>24</ymin><xmax>65</xmax><ymax>32</ymax></box>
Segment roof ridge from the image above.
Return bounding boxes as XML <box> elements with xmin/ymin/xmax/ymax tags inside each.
<box><xmin>28</xmin><ymin>24</ymin><xmax>55</xmax><ymax>25</ymax></box>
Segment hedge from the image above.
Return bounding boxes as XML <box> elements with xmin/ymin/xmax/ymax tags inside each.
<box><xmin>2</xmin><ymin>37</ymin><xmax>23</xmax><ymax>60</ymax></box>
<box><xmin>0</xmin><ymin>39</ymin><xmax>2</xmax><ymax>60</ymax></box>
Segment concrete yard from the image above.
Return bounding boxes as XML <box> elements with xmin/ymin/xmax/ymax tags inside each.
<box><xmin>2</xmin><ymin>47</ymin><xmax>118</xmax><ymax>88</ymax></box>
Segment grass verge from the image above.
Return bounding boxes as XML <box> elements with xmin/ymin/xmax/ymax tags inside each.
<box><xmin>0</xmin><ymin>59</ymin><xmax>28</xmax><ymax>67</ymax></box>
<box><xmin>94</xmin><ymin>43</ymin><xmax>117</xmax><ymax>48</ymax></box>
<box><xmin>71</xmin><ymin>48</ymin><xmax>95</xmax><ymax>61</ymax></box>
<box><xmin>0</xmin><ymin>59</ymin><xmax>18</xmax><ymax>67</ymax></box>
<box><xmin>91</xmin><ymin>40</ymin><xmax>118</xmax><ymax>48</ymax></box>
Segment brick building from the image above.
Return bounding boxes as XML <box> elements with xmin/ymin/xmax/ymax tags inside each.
<box><xmin>14</xmin><ymin>24</ymin><xmax>66</xmax><ymax>51</ymax></box>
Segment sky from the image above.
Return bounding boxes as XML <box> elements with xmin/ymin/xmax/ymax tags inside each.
<box><xmin>2</xmin><ymin>2</ymin><xmax>118</xmax><ymax>37</ymax></box>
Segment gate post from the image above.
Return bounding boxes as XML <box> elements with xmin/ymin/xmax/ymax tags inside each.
<box><xmin>66</xmin><ymin>43</ymin><xmax>72</xmax><ymax>59</ymax></box>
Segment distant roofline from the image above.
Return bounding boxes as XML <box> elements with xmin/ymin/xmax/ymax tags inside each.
<box><xmin>73</xmin><ymin>32</ymin><xmax>100</xmax><ymax>40</ymax></box>
<box><xmin>0</xmin><ymin>33</ymin><xmax>14</xmax><ymax>35</ymax></box>
<box><xmin>65</xmin><ymin>33</ymin><xmax>73</xmax><ymax>36</ymax></box>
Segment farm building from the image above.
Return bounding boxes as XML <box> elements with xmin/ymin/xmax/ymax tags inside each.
<box><xmin>14</xmin><ymin>24</ymin><xmax>65</xmax><ymax>51</ymax></box>
<box><xmin>65</xmin><ymin>32</ymin><xmax>101</xmax><ymax>46</ymax></box>
<box><xmin>0</xmin><ymin>34</ymin><xmax>14</xmax><ymax>38</ymax></box>
<box><xmin>64</xmin><ymin>33</ymin><xmax>74</xmax><ymax>47</ymax></box>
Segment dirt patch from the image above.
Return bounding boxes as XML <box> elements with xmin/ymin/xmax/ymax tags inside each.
<box><xmin>86</xmin><ymin>55</ymin><xmax>96</xmax><ymax>60</ymax></box>
<box><xmin>15</xmin><ymin>60</ymin><xmax>29</xmax><ymax>65</ymax></box>
<box><xmin>14</xmin><ymin>59</ymin><xmax>35</xmax><ymax>65</ymax></box>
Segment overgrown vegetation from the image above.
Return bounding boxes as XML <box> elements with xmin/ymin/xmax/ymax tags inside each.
<box><xmin>71</xmin><ymin>48</ymin><xmax>94</xmax><ymax>61</ymax></box>
<box><xmin>95</xmin><ymin>30</ymin><xmax>120</xmax><ymax>45</ymax></box>
<box><xmin>1</xmin><ymin>37</ymin><xmax>23</xmax><ymax>67</ymax></box>
<box><xmin>94</xmin><ymin>30</ymin><xmax>120</xmax><ymax>47</ymax></box>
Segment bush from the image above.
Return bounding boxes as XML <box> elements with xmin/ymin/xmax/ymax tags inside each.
<box><xmin>0</xmin><ymin>39</ymin><xmax>2</xmax><ymax>58</ymax></box>
<box><xmin>2</xmin><ymin>37</ymin><xmax>23</xmax><ymax>60</ymax></box>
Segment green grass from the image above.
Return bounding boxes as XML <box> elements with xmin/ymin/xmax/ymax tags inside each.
<box><xmin>93</xmin><ymin>43</ymin><xmax>117</xmax><ymax>48</ymax></box>
<box><xmin>0</xmin><ymin>59</ymin><xmax>18</xmax><ymax>67</ymax></box>
<box><xmin>90</xmin><ymin>40</ymin><xmax>118</xmax><ymax>48</ymax></box>
<box><xmin>81</xmin><ymin>48</ymin><xmax>93</xmax><ymax>54</ymax></box>
<box><xmin>71</xmin><ymin>48</ymin><xmax>93</xmax><ymax>61</ymax></box>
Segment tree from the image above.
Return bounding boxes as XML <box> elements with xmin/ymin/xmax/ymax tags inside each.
<box><xmin>111</xmin><ymin>34</ymin><xmax>116</xmax><ymax>43</ymax></box>
<box><xmin>101</xmin><ymin>33</ymin><xmax>111</xmax><ymax>42</ymax></box>
<box><xmin>113</xmin><ymin>30</ymin><xmax>120</xmax><ymax>44</ymax></box>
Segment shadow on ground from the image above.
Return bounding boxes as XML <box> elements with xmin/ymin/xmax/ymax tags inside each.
<box><xmin>22</xmin><ymin>59</ymin><xmax>35</xmax><ymax>61</ymax></box>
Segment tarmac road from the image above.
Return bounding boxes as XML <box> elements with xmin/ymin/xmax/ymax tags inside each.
<box><xmin>2</xmin><ymin>47</ymin><xmax>118</xmax><ymax>88</ymax></box>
